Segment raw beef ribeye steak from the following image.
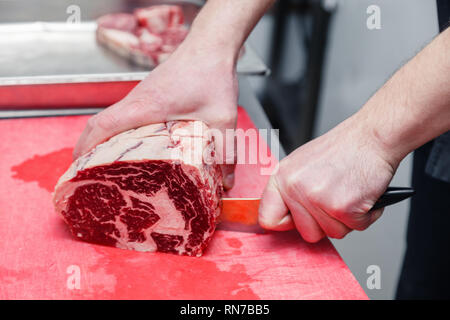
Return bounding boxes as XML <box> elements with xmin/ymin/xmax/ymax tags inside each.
<box><xmin>53</xmin><ymin>121</ymin><xmax>223</xmax><ymax>256</ymax></box>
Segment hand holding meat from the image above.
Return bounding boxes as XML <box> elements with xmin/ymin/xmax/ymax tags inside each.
<box><xmin>73</xmin><ymin>0</ymin><xmax>276</xmax><ymax>189</ymax></box>
<box><xmin>60</xmin><ymin>1</ymin><xmax>275</xmax><ymax>256</ymax></box>
<box><xmin>73</xmin><ymin>39</ymin><xmax>238</xmax><ymax>188</ymax></box>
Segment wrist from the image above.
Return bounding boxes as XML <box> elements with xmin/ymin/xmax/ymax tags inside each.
<box><xmin>350</xmin><ymin>107</ymin><xmax>405</xmax><ymax>170</ymax></box>
<box><xmin>182</xmin><ymin>25</ymin><xmax>241</xmax><ymax>65</ymax></box>
<box><xmin>172</xmin><ymin>31</ymin><xmax>238</xmax><ymax>75</ymax></box>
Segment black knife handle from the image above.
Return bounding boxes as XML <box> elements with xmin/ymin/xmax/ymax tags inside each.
<box><xmin>370</xmin><ymin>187</ymin><xmax>415</xmax><ymax>211</ymax></box>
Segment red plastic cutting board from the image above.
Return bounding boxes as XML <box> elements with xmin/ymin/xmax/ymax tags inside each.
<box><xmin>0</xmin><ymin>107</ymin><xmax>367</xmax><ymax>299</ymax></box>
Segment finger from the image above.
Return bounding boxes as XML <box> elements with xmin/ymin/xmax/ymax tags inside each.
<box><xmin>73</xmin><ymin>122</ymin><xmax>95</xmax><ymax>159</ymax></box>
<box><xmin>210</xmin><ymin>131</ymin><xmax>235</xmax><ymax>190</ymax></box>
<box><xmin>258</xmin><ymin>175</ymin><xmax>295</xmax><ymax>231</ymax></box>
<box><xmin>210</xmin><ymin>114</ymin><xmax>237</xmax><ymax>190</ymax></box>
<box><xmin>222</xmin><ymin>129</ymin><xmax>237</xmax><ymax>189</ymax></box>
<box><xmin>221</xmin><ymin>164</ymin><xmax>236</xmax><ymax>190</ymax></box>
<box><xmin>335</xmin><ymin>206</ymin><xmax>384</xmax><ymax>231</ymax></box>
<box><xmin>369</xmin><ymin>208</ymin><xmax>384</xmax><ymax>224</ymax></box>
<box><xmin>285</xmin><ymin>197</ymin><xmax>326</xmax><ymax>243</ymax></box>
<box><xmin>308</xmin><ymin>206</ymin><xmax>352</xmax><ymax>239</ymax></box>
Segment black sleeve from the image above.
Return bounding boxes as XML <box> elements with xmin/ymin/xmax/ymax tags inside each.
<box><xmin>437</xmin><ymin>0</ymin><xmax>450</xmax><ymax>31</ymax></box>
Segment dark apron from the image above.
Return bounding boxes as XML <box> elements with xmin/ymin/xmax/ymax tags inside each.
<box><xmin>396</xmin><ymin>0</ymin><xmax>450</xmax><ymax>299</ymax></box>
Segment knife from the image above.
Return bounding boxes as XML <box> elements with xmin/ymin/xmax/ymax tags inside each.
<box><xmin>218</xmin><ymin>187</ymin><xmax>415</xmax><ymax>233</ymax></box>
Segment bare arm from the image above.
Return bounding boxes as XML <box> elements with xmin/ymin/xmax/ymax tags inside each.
<box><xmin>362</xmin><ymin>27</ymin><xmax>450</xmax><ymax>167</ymax></box>
<box><xmin>259</xmin><ymin>27</ymin><xmax>450</xmax><ymax>241</ymax></box>
<box><xmin>186</xmin><ymin>0</ymin><xmax>275</xmax><ymax>62</ymax></box>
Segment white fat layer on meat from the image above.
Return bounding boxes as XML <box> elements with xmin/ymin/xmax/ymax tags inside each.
<box><xmin>116</xmin><ymin>240</ymin><xmax>156</xmax><ymax>252</ymax></box>
<box><xmin>96</xmin><ymin>5</ymin><xmax>187</xmax><ymax>68</ymax></box>
<box><xmin>99</xmin><ymin>28</ymin><xmax>139</xmax><ymax>47</ymax></box>
<box><xmin>149</xmin><ymin>189</ymin><xmax>186</xmax><ymax>233</ymax></box>
<box><xmin>97</xmin><ymin>27</ymin><xmax>154</xmax><ymax>67</ymax></box>
<box><xmin>55</xmin><ymin>121</ymin><xmax>213</xmax><ymax>185</ymax></box>
<box><xmin>135</xmin><ymin>6</ymin><xmax>170</xmax><ymax>34</ymax></box>
<box><xmin>139</xmin><ymin>29</ymin><xmax>162</xmax><ymax>44</ymax></box>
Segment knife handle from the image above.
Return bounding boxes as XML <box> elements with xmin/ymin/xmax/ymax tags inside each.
<box><xmin>370</xmin><ymin>187</ymin><xmax>415</xmax><ymax>211</ymax></box>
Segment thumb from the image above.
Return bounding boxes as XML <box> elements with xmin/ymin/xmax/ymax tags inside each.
<box><xmin>221</xmin><ymin>164</ymin><xmax>236</xmax><ymax>190</ymax></box>
<box><xmin>258</xmin><ymin>174</ymin><xmax>295</xmax><ymax>231</ymax></box>
<box><xmin>212</xmin><ymin>122</ymin><xmax>237</xmax><ymax>190</ymax></box>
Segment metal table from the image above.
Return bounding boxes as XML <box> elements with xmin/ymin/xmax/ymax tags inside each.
<box><xmin>0</xmin><ymin>76</ymin><xmax>286</xmax><ymax>159</ymax></box>
<box><xmin>0</xmin><ymin>0</ymin><xmax>285</xmax><ymax>157</ymax></box>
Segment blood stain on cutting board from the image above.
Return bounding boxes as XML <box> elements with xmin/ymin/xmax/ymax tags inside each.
<box><xmin>83</xmin><ymin>245</ymin><xmax>259</xmax><ymax>299</ymax></box>
<box><xmin>225</xmin><ymin>237</ymin><xmax>243</xmax><ymax>249</ymax></box>
<box><xmin>0</xmin><ymin>266</ymin><xmax>35</xmax><ymax>284</ymax></box>
<box><xmin>11</xmin><ymin>147</ymin><xmax>73</xmax><ymax>192</ymax></box>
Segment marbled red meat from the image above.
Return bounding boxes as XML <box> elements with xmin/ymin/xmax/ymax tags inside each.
<box><xmin>134</xmin><ymin>5</ymin><xmax>184</xmax><ymax>34</ymax></box>
<box><xmin>96</xmin><ymin>5</ymin><xmax>188</xmax><ymax>67</ymax></box>
<box><xmin>53</xmin><ymin>121</ymin><xmax>223</xmax><ymax>256</ymax></box>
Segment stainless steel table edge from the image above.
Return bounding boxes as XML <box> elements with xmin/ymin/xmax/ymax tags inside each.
<box><xmin>0</xmin><ymin>76</ymin><xmax>286</xmax><ymax>160</ymax></box>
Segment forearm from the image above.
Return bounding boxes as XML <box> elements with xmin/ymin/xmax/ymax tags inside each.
<box><xmin>179</xmin><ymin>0</ymin><xmax>275</xmax><ymax>63</ymax></box>
<box><xmin>356</xmin><ymin>28</ymin><xmax>450</xmax><ymax>165</ymax></box>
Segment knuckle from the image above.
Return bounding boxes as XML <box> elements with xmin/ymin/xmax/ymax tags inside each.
<box><xmin>329</xmin><ymin>207</ymin><xmax>347</xmax><ymax>222</ymax></box>
<box><xmin>283</xmin><ymin>173</ymin><xmax>304</xmax><ymax>200</ymax></box>
<box><xmin>326</xmin><ymin>199</ymin><xmax>351</xmax><ymax>221</ymax></box>
<box><xmin>258</xmin><ymin>216</ymin><xmax>274</xmax><ymax>229</ymax></box>
<box><xmin>304</xmin><ymin>186</ymin><xmax>324</xmax><ymax>207</ymax></box>
<box><xmin>217</xmin><ymin>108</ymin><xmax>237</xmax><ymax>126</ymax></box>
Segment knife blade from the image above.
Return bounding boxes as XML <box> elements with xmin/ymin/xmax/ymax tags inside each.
<box><xmin>218</xmin><ymin>187</ymin><xmax>415</xmax><ymax>233</ymax></box>
<box><xmin>218</xmin><ymin>198</ymin><xmax>264</xmax><ymax>233</ymax></box>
